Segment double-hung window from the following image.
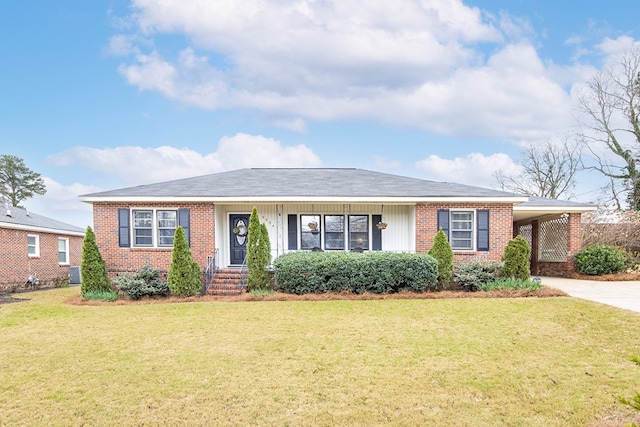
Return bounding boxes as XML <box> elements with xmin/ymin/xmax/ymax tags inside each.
<box><xmin>349</xmin><ymin>215</ymin><xmax>369</xmax><ymax>250</ymax></box>
<box><xmin>324</xmin><ymin>215</ymin><xmax>345</xmax><ymax>250</ymax></box>
<box><xmin>58</xmin><ymin>238</ymin><xmax>69</xmax><ymax>264</ymax></box>
<box><xmin>28</xmin><ymin>234</ymin><xmax>40</xmax><ymax>257</ymax></box>
<box><xmin>300</xmin><ymin>214</ymin><xmax>321</xmax><ymax>250</ymax></box>
<box><xmin>132</xmin><ymin>209</ymin><xmax>177</xmax><ymax>247</ymax></box>
<box><xmin>450</xmin><ymin>211</ymin><xmax>474</xmax><ymax>250</ymax></box>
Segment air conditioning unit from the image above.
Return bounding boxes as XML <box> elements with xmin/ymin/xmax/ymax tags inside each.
<box><xmin>69</xmin><ymin>266</ymin><xmax>81</xmax><ymax>284</ymax></box>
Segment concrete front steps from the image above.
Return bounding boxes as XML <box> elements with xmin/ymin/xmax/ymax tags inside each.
<box><xmin>207</xmin><ymin>268</ymin><xmax>247</xmax><ymax>295</ymax></box>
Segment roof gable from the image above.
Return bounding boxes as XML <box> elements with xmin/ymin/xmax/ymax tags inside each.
<box><xmin>0</xmin><ymin>205</ymin><xmax>85</xmax><ymax>235</ymax></box>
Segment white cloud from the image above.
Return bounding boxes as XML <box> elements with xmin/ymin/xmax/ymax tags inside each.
<box><xmin>111</xmin><ymin>0</ymin><xmax>581</xmax><ymax>138</ymax></box>
<box><xmin>47</xmin><ymin>133</ymin><xmax>321</xmax><ymax>187</ymax></box>
<box><xmin>415</xmin><ymin>152</ymin><xmax>521</xmax><ymax>188</ymax></box>
<box><xmin>25</xmin><ymin>178</ymin><xmax>99</xmax><ymax>228</ymax></box>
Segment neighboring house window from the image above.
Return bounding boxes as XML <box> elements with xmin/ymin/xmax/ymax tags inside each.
<box><xmin>301</xmin><ymin>214</ymin><xmax>321</xmax><ymax>250</ymax></box>
<box><xmin>324</xmin><ymin>215</ymin><xmax>345</xmax><ymax>250</ymax></box>
<box><xmin>28</xmin><ymin>234</ymin><xmax>40</xmax><ymax>257</ymax></box>
<box><xmin>349</xmin><ymin>215</ymin><xmax>369</xmax><ymax>250</ymax></box>
<box><xmin>132</xmin><ymin>209</ymin><xmax>178</xmax><ymax>247</ymax></box>
<box><xmin>58</xmin><ymin>238</ymin><xmax>69</xmax><ymax>264</ymax></box>
<box><xmin>450</xmin><ymin>211</ymin><xmax>474</xmax><ymax>250</ymax></box>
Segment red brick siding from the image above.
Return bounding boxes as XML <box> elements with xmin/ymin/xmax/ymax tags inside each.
<box><xmin>92</xmin><ymin>202</ymin><xmax>215</xmax><ymax>277</ymax></box>
<box><xmin>416</xmin><ymin>203</ymin><xmax>513</xmax><ymax>265</ymax></box>
<box><xmin>0</xmin><ymin>227</ymin><xmax>83</xmax><ymax>291</ymax></box>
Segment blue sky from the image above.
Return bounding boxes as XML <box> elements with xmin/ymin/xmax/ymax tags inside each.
<box><xmin>1</xmin><ymin>0</ymin><xmax>638</xmax><ymax>227</ymax></box>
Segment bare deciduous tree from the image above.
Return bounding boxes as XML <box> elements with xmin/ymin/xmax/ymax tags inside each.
<box><xmin>495</xmin><ymin>139</ymin><xmax>582</xmax><ymax>199</ymax></box>
<box><xmin>578</xmin><ymin>45</ymin><xmax>640</xmax><ymax>210</ymax></box>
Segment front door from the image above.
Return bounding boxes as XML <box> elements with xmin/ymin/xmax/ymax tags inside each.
<box><xmin>230</xmin><ymin>214</ymin><xmax>250</xmax><ymax>265</ymax></box>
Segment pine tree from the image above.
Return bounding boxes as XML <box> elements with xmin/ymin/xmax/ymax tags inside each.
<box><xmin>501</xmin><ymin>235</ymin><xmax>531</xmax><ymax>280</ymax></box>
<box><xmin>80</xmin><ymin>226</ymin><xmax>111</xmax><ymax>295</ymax></box>
<box><xmin>428</xmin><ymin>228</ymin><xmax>454</xmax><ymax>286</ymax></box>
<box><xmin>0</xmin><ymin>154</ymin><xmax>46</xmax><ymax>208</ymax></box>
<box><xmin>168</xmin><ymin>226</ymin><xmax>202</xmax><ymax>296</ymax></box>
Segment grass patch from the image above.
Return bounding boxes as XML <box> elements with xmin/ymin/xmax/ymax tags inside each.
<box><xmin>1</xmin><ymin>287</ymin><xmax>640</xmax><ymax>426</ymax></box>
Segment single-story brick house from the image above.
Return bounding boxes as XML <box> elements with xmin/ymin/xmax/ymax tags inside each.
<box><xmin>81</xmin><ymin>168</ymin><xmax>595</xmax><ymax>288</ymax></box>
<box><xmin>0</xmin><ymin>204</ymin><xmax>85</xmax><ymax>291</ymax></box>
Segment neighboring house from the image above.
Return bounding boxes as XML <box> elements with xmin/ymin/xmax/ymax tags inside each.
<box><xmin>80</xmin><ymin>168</ymin><xmax>595</xmax><ymax>287</ymax></box>
<box><xmin>0</xmin><ymin>205</ymin><xmax>85</xmax><ymax>291</ymax></box>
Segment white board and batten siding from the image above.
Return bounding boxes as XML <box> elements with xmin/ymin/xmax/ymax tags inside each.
<box><xmin>215</xmin><ymin>203</ymin><xmax>416</xmax><ymax>267</ymax></box>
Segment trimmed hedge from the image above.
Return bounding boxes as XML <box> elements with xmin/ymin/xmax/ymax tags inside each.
<box><xmin>273</xmin><ymin>252</ymin><xmax>438</xmax><ymax>294</ymax></box>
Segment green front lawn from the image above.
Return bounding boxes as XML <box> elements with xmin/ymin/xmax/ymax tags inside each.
<box><xmin>1</xmin><ymin>288</ymin><xmax>639</xmax><ymax>426</ymax></box>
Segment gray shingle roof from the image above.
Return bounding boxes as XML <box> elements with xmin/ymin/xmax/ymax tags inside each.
<box><xmin>0</xmin><ymin>205</ymin><xmax>85</xmax><ymax>234</ymax></box>
<box><xmin>81</xmin><ymin>168</ymin><xmax>525</xmax><ymax>199</ymax></box>
<box><xmin>517</xmin><ymin>196</ymin><xmax>595</xmax><ymax>209</ymax></box>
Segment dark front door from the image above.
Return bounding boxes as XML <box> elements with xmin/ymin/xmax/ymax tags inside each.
<box><xmin>230</xmin><ymin>214</ymin><xmax>250</xmax><ymax>265</ymax></box>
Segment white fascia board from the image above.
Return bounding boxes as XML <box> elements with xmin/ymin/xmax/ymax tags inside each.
<box><xmin>0</xmin><ymin>222</ymin><xmax>85</xmax><ymax>237</ymax></box>
<box><xmin>81</xmin><ymin>196</ymin><xmax>529</xmax><ymax>204</ymax></box>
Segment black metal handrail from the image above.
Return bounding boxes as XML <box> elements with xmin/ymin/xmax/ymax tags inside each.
<box><xmin>204</xmin><ymin>249</ymin><xmax>219</xmax><ymax>294</ymax></box>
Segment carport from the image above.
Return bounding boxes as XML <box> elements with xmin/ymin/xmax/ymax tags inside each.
<box><xmin>513</xmin><ymin>197</ymin><xmax>596</xmax><ymax>277</ymax></box>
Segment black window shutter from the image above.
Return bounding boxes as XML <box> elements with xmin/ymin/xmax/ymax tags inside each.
<box><xmin>288</xmin><ymin>214</ymin><xmax>298</xmax><ymax>250</ymax></box>
<box><xmin>437</xmin><ymin>209</ymin><xmax>450</xmax><ymax>240</ymax></box>
<box><xmin>178</xmin><ymin>208</ymin><xmax>191</xmax><ymax>246</ymax></box>
<box><xmin>118</xmin><ymin>208</ymin><xmax>130</xmax><ymax>247</ymax></box>
<box><xmin>477</xmin><ymin>209</ymin><xmax>490</xmax><ymax>251</ymax></box>
<box><xmin>372</xmin><ymin>214</ymin><xmax>382</xmax><ymax>251</ymax></box>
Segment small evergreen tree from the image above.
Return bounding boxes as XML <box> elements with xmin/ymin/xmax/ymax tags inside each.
<box><xmin>501</xmin><ymin>235</ymin><xmax>531</xmax><ymax>280</ymax></box>
<box><xmin>260</xmin><ymin>222</ymin><xmax>271</xmax><ymax>266</ymax></box>
<box><xmin>428</xmin><ymin>228</ymin><xmax>454</xmax><ymax>286</ymax></box>
<box><xmin>247</xmin><ymin>207</ymin><xmax>270</xmax><ymax>291</ymax></box>
<box><xmin>168</xmin><ymin>226</ymin><xmax>201</xmax><ymax>297</ymax></box>
<box><xmin>80</xmin><ymin>226</ymin><xmax>111</xmax><ymax>295</ymax></box>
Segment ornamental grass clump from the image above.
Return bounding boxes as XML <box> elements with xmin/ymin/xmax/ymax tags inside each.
<box><xmin>478</xmin><ymin>277</ymin><xmax>543</xmax><ymax>292</ymax></box>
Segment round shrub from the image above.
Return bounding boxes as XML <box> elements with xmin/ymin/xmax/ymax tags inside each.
<box><xmin>574</xmin><ymin>244</ymin><xmax>627</xmax><ymax>275</ymax></box>
<box><xmin>454</xmin><ymin>260</ymin><xmax>502</xmax><ymax>292</ymax></box>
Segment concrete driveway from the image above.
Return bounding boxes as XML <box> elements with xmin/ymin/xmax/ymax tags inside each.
<box><xmin>541</xmin><ymin>276</ymin><xmax>640</xmax><ymax>313</ymax></box>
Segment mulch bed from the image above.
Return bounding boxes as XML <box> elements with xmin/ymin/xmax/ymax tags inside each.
<box><xmin>66</xmin><ymin>286</ymin><xmax>567</xmax><ymax>306</ymax></box>
<box><xmin>569</xmin><ymin>272</ymin><xmax>640</xmax><ymax>281</ymax></box>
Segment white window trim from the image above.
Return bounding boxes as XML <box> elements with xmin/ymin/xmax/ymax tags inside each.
<box><xmin>58</xmin><ymin>237</ymin><xmax>70</xmax><ymax>265</ymax></box>
<box><xmin>131</xmin><ymin>208</ymin><xmax>178</xmax><ymax>248</ymax></box>
<box><xmin>450</xmin><ymin>209</ymin><xmax>476</xmax><ymax>252</ymax></box>
<box><xmin>28</xmin><ymin>234</ymin><xmax>40</xmax><ymax>257</ymax></box>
